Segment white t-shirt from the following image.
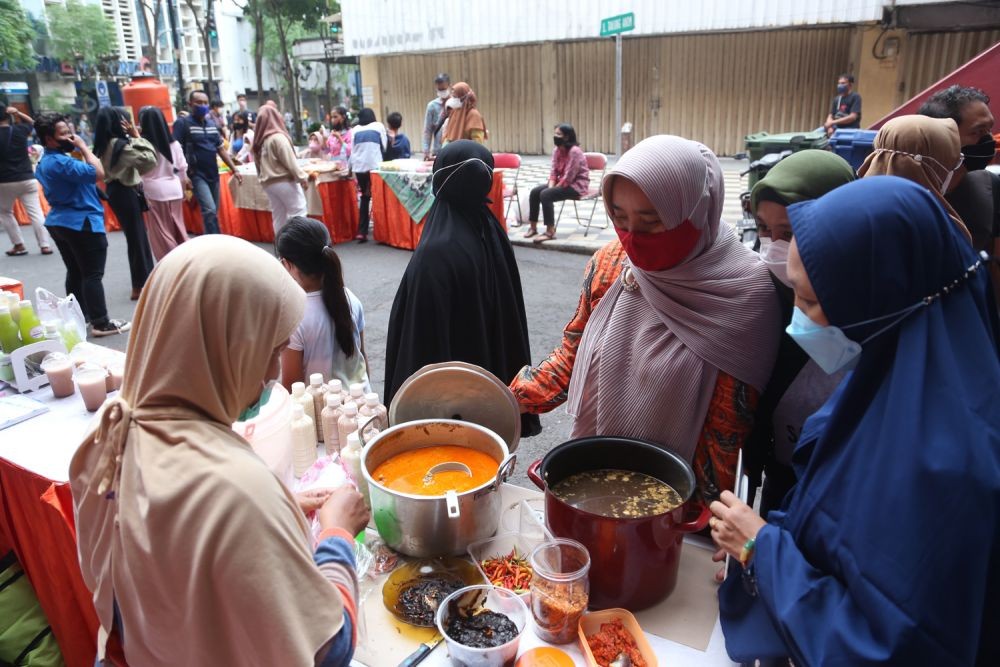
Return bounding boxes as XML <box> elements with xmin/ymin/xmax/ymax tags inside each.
<box><xmin>288</xmin><ymin>289</ymin><xmax>370</xmax><ymax>391</ymax></box>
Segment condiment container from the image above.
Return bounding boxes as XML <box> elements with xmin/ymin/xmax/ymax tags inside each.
<box><xmin>307</xmin><ymin>373</ymin><xmax>326</xmax><ymax>442</ymax></box>
<box><xmin>468</xmin><ymin>500</ymin><xmax>552</xmax><ymax>600</ymax></box>
<box><xmin>435</xmin><ymin>584</ymin><xmax>529</xmax><ymax>667</ymax></box>
<box><xmin>529</xmin><ymin>538</ymin><xmax>590</xmax><ymax>645</ymax></box>
<box><xmin>41</xmin><ymin>352</ymin><xmax>75</xmax><ymax>398</ymax></box>
<box><xmin>321</xmin><ymin>392</ymin><xmax>343</xmax><ymax>456</ymax></box>
<box><xmin>577</xmin><ymin>608</ymin><xmax>658</xmax><ymax>667</ymax></box>
<box><xmin>290</xmin><ymin>402</ymin><xmax>317</xmax><ymax>477</ymax></box>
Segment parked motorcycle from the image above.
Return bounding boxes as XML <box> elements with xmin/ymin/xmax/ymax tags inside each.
<box><xmin>735</xmin><ymin>150</ymin><xmax>793</xmax><ymax>249</ymax></box>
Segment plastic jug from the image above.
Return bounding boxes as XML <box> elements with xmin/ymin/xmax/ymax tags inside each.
<box><xmin>232</xmin><ymin>383</ymin><xmax>295</xmax><ymax>488</ymax></box>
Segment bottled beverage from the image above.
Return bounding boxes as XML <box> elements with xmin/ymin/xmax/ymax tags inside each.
<box><xmin>290</xmin><ymin>381</ymin><xmax>315</xmax><ymax>425</ymax></box>
<box><xmin>60</xmin><ymin>322</ymin><xmax>82</xmax><ymax>351</ymax></box>
<box><xmin>337</xmin><ymin>402</ymin><xmax>359</xmax><ymax>451</ymax></box>
<box><xmin>4</xmin><ymin>293</ymin><xmax>20</xmax><ymax>323</ymax></box>
<box><xmin>321</xmin><ymin>392</ymin><xmax>344</xmax><ymax>456</ymax></box>
<box><xmin>340</xmin><ymin>431</ymin><xmax>369</xmax><ymax>507</ymax></box>
<box><xmin>0</xmin><ymin>351</ymin><xmax>13</xmax><ymax>383</ymax></box>
<box><xmin>43</xmin><ymin>322</ymin><xmax>62</xmax><ymax>342</ymax></box>
<box><xmin>17</xmin><ymin>300</ymin><xmax>44</xmax><ymax>345</ymax></box>
<box><xmin>307</xmin><ymin>373</ymin><xmax>327</xmax><ymax>442</ymax></box>
<box><xmin>349</xmin><ymin>382</ymin><xmax>366</xmax><ymax>408</ymax></box>
<box><xmin>364</xmin><ymin>392</ymin><xmax>388</xmax><ymax>431</ymax></box>
<box><xmin>0</xmin><ymin>305</ymin><xmax>22</xmax><ymax>354</ymax></box>
<box><xmin>327</xmin><ymin>379</ymin><xmax>348</xmax><ymax>404</ymax></box>
<box><xmin>290</xmin><ymin>402</ymin><xmax>317</xmax><ymax>477</ymax></box>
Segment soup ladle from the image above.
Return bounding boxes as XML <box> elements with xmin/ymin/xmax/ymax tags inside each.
<box><xmin>423</xmin><ymin>462</ymin><xmax>473</xmax><ymax>485</ymax></box>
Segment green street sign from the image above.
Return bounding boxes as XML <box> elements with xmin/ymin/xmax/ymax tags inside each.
<box><xmin>600</xmin><ymin>12</ymin><xmax>635</xmax><ymax>37</ymax></box>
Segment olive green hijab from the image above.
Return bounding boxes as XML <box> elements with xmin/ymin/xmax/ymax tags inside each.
<box><xmin>750</xmin><ymin>149</ymin><xmax>856</xmax><ymax>213</ymax></box>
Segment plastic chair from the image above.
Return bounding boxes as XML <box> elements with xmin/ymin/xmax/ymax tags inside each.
<box><xmin>557</xmin><ymin>152</ymin><xmax>608</xmax><ymax>237</ymax></box>
<box><xmin>492</xmin><ymin>152</ymin><xmax>523</xmax><ymax>224</ymax></box>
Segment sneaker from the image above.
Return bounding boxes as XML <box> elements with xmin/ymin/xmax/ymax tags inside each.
<box><xmin>90</xmin><ymin>319</ymin><xmax>132</xmax><ymax>337</ymax></box>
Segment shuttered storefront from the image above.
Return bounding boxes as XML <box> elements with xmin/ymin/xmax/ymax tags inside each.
<box><xmin>899</xmin><ymin>29</ymin><xmax>1000</xmax><ymax>102</ymax></box>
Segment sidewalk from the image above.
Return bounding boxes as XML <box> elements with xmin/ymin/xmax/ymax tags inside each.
<box><xmin>501</xmin><ymin>155</ymin><xmax>749</xmax><ymax>256</ymax></box>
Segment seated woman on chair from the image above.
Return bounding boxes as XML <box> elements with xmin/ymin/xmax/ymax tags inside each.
<box><xmin>525</xmin><ymin>124</ymin><xmax>589</xmax><ymax>243</ymax></box>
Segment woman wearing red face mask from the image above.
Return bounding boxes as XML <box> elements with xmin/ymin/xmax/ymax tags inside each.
<box><xmin>565</xmin><ymin>135</ymin><xmax>781</xmax><ymax>503</ymax></box>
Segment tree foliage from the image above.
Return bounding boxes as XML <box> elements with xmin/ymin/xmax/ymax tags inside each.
<box><xmin>47</xmin><ymin>0</ymin><xmax>117</xmax><ymax>68</ymax></box>
<box><xmin>0</xmin><ymin>0</ymin><xmax>37</xmax><ymax>70</ymax></box>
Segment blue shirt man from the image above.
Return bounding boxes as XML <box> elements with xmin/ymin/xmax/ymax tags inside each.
<box><xmin>171</xmin><ymin>90</ymin><xmax>242</xmax><ymax>234</ymax></box>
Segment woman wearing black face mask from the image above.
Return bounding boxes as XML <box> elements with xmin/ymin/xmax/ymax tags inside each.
<box><xmin>93</xmin><ymin>106</ymin><xmax>157</xmax><ymax>300</ymax></box>
<box><xmin>229</xmin><ymin>111</ymin><xmax>254</xmax><ymax>164</ymax></box>
<box><xmin>524</xmin><ymin>123</ymin><xmax>589</xmax><ymax>243</ymax></box>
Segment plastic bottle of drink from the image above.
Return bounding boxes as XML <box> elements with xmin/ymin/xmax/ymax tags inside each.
<box><xmin>43</xmin><ymin>322</ymin><xmax>62</xmax><ymax>342</ymax></box>
<box><xmin>338</xmin><ymin>402</ymin><xmax>360</xmax><ymax>450</ymax></box>
<box><xmin>60</xmin><ymin>322</ymin><xmax>82</xmax><ymax>351</ymax></box>
<box><xmin>326</xmin><ymin>378</ymin><xmax>345</xmax><ymax>402</ymax></box>
<box><xmin>358</xmin><ymin>395</ymin><xmax>382</xmax><ymax>439</ymax></box>
<box><xmin>321</xmin><ymin>392</ymin><xmax>344</xmax><ymax>456</ymax></box>
<box><xmin>17</xmin><ymin>300</ymin><xmax>44</xmax><ymax>345</ymax></box>
<box><xmin>364</xmin><ymin>392</ymin><xmax>389</xmax><ymax>431</ymax></box>
<box><xmin>0</xmin><ymin>305</ymin><xmax>22</xmax><ymax>354</ymax></box>
<box><xmin>307</xmin><ymin>373</ymin><xmax>327</xmax><ymax>442</ymax></box>
<box><xmin>290</xmin><ymin>403</ymin><xmax>317</xmax><ymax>477</ymax></box>
<box><xmin>348</xmin><ymin>382</ymin><xmax>366</xmax><ymax>408</ymax></box>
<box><xmin>340</xmin><ymin>431</ymin><xmax>369</xmax><ymax>507</ymax></box>
<box><xmin>4</xmin><ymin>293</ymin><xmax>20</xmax><ymax>323</ymax></box>
<box><xmin>291</xmin><ymin>381</ymin><xmax>316</xmax><ymax>425</ymax></box>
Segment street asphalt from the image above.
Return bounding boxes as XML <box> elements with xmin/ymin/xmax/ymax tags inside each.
<box><xmin>2</xmin><ymin>232</ymin><xmax>588</xmax><ymax>489</ymax></box>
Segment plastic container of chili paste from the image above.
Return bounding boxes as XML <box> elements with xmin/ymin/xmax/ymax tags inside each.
<box><xmin>468</xmin><ymin>500</ymin><xmax>552</xmax><ymax>599</ymax></box>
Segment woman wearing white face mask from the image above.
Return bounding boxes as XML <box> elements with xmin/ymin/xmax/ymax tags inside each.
<box><xmin>858</xmin><ymin>114</ymin><xmax>971</xmax><ymax>243</ymax></box>
<box><xmin>440</xmin><ymin>82</ymin><xmax>488</xmax><ymax>145</ymax></box>
<box><xmin>743</xmin><ymin>149</ymin><xmax>856</xmax><ymax>518</ymax></box>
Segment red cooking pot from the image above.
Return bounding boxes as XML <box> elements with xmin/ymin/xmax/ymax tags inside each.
<box><xmin>528</xmin><ymin>436</ymin><xmax>710</xmax><ymax>611</ymax></box>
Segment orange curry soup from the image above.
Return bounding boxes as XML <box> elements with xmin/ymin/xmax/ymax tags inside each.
<box><xmin>371</xmin><ymin>445</ymin><xmax>499</xmax><ymax>496</ymax></box>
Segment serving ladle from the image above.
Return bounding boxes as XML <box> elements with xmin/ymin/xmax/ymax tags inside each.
<box><xmin>423</xmin><ymin>462</ymin><xmax>473</xmax><ymax>486</ymax></box>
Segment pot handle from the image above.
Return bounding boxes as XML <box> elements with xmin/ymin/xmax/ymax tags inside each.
<box><xmin>676</xmin><ymin>504</ymin><xmax>712</xmax><ymax>533</ymax></box>
<box><xmin>526</xmin><ymin>459</ymin><xmax>544</xmax><ymax>490</ymax></box>
<box><xmin>445</xmin><ymin>490</ymin><xmax>460</xmax><ymax>519</ymax></box>
<box><xmin>357</xmin><ymin>414</ymin><xmax>380</xmax><ymax>449</ymax></box>
<box><xmin>492</xmin><ymin>454</ymin><xmax>517</xmax><ymax>491</ymax></box>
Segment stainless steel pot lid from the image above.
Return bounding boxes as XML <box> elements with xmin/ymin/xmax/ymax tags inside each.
<box><xmin>389</xmin><ymin>362</ymin><xmax>521</xmax><ymax>452</ymax></box>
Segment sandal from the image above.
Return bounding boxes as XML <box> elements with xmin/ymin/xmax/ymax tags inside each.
<box><xmin>523</xmin><ymin>228</ymin><xmax>538</xmax><ymax>239</ymax></box>
<box><xmin>533</xmin><ymin>231</ymin><xmax>556</xmax><ymax>243</ymax></box>
<box><xmin>41</xmin><ymin>247</ymin><xmax>54</xmax><ymax>255</ymax></box>
<box><xmin>5</xmin><ymin>247</ymin><xmax>28</xmax><ymax>256</ymax></box>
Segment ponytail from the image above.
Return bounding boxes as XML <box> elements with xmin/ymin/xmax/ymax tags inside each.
<box><xmin>276</xmin><ymin>217</ymin><xmax>357</xmax><ymax>357</ymax></box>
<box><xmin>320</xmin><ymin>246</ymin><xmax>356</xmax><ymax>357</ymax></box>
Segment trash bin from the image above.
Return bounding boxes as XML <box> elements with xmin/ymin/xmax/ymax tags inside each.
<box><xmin>830</xmin><ymin>128</ymin><xmax>878</xmax><ymax>173</ymax></box>
<box><xmin>743</xmin><ymin>130</ymin><xmax>830</xmax><ymax>187</ymax></box>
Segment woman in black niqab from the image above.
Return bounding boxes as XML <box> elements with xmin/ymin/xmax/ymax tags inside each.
<box><xmin>384</xmin><ymin>140</ymin><xmax>542</xmax><ymax>437</ymax></box>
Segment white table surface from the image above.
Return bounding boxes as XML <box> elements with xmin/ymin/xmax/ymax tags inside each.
<box><xmin>0</xmin><ymin>390</ymin><xmax>737</xmax><ymax>666</ymax></box>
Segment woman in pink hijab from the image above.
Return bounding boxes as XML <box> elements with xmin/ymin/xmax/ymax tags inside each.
<box><xmin>566</xmin><ymin>135</ymin><xmax>781</xmax><ymax>502</ymax></box>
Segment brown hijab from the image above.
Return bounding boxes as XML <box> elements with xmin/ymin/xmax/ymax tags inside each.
<box><xmin>70</xmin><ymin>236</ymin><xmax>346</xmax><ymax>665</ymax></box>
<box><xmin>252</xmin><ymin>104</ymin><xmax>293</xmax><ymax>165</ymax></box>
<box><xmin>443</xmin><ymin>82</ymin><xmax>488</xmax><ymax>143</ymax></box>
<box><xmin>858</xmin><ymin>115</ymin><xmax>970</xmax><ymax>241</ymax></box>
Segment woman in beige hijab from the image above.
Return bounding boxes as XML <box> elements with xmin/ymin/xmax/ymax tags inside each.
<box><xmin>70</xmin><ymin>235</ymin><xmax>368</xmax><ymax>666</ymax></box>
<box><xmin>858</xmin><ymin>114</ymin><xmax>971</xmax><ymax>242</ymax></box>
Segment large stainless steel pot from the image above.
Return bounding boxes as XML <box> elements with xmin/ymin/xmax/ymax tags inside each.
<box><xmin>362</xmin><ymin>418</ymin><xmax>515</xmax><ymax>557</ymax></box>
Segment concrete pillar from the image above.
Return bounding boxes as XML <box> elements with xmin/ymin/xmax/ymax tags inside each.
<box><xmin>359</xmin><ymin>55</ymin><xmax>384</xmax><ymax>116</ymax></box>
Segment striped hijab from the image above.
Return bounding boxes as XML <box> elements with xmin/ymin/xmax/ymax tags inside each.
<box><xmin>566</xmin><ymin>136</ymin><xmax>780</xmax><ymax>461</ymax></box>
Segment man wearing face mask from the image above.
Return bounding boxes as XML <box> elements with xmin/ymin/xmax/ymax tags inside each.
<box><xmin>172</xmin><ymin>90</ymin><xmax>243</xmax><ymax>235</ymax></box>
<box><xmin>742</xmin><ymin>150</ymin><xmax>856</xmax><ymax>517</ymax></box>
<box><xmin>918</xmin><ymin>86</ymin><xmax>998</xmax><ymax>273</ymax></box>
<box><xmin>823</xmin><ymin>73</ymin><xmax>862</xmax><ymax>136</ymax></box>
<box><xmin>422</xmin><ymin>73</ymin><xmax>450</xmax><ymax>160</ymax></box>
<box><xmin>33</xmin><ymin>112</ymin><xmax>131</xmax><ymax>336</ymax></box>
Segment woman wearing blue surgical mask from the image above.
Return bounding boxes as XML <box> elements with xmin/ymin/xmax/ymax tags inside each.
<box><xmin>859</xmin><ymin>114</ymin><xmax>971</xmax><ymax>242</ymax></box>
<box><xmin>710</xmin><ymin>176</ymin><xmax>1000</xmax><ymax>666</ymax></box>
<box><xmin>742</xmin><ymin>150</ymin><xmax>855</xmax><ymax>519</ymax></box>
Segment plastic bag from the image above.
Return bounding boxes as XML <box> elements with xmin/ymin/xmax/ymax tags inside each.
<box><xmin>34</xmin><ymin>287</ymin><xmax>86</xmax><ymax>349</ymax></box>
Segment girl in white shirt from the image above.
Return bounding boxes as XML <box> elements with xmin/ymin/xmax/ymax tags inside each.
<box><xmin>276</xmin><ymin>216</ymin><xmax>371</xmax><ymax>391</ymax></box>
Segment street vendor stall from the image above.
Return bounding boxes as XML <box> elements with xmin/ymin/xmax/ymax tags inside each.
<box><xmin>372</xmin><ymin>160</ymin><xmax>507</xmax><ymax>251</ymax></box>
<box><xmin>14</xmin><ymin>160</ymin><xmax>358</xmax><ymax>245</ymax></box>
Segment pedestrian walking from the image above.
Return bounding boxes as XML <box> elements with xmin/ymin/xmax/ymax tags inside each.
<box><xmin>93</xmin><ymin>106</ymin><xmax>157</xmax><ymax>300</ymax></box>
<box><xmin>422</xmin><ymin>73</ymin><xmax>450</xmax><ymax>159</ymax></box>
<box><xmin>253</xmin><ymin>105</ymin><xmax>308</xmax><ymax>237</ymax></box>
<box><xmin>525</xmin><ymin>123</ymin><xmax>588</xmax><ymax>243</ymax></box>
<box><xmin>33</xmin><ymin>112</ymin><xmax>130</xmax><ymax>336</ymax></box>
<box><xmin>0</xmin><ymin>103</ymin><xmax>53</xmax><ymax>256</ymax></box>
<box><xmin>138</xmin><ymin>106</ymin><xmax>189</xmax><ymax>261</ymax></box>
<box><xmin>172</xmin><ymin>90</ymin><xmax>243</xmax><ymax>235</ymax></box>
<box><xmin>348</xmin><ymin>108</ymin><xmax>386</xmax><ymax>243</ymax></box>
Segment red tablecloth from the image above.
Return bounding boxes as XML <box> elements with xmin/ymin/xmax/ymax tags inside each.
<box><xmin>0</xmin><ymin>460</ymin><xmax>98</xmax><ymax>667</ymax></box>
<box><xmin>371</xmin><ymin>171</ymin><xmax>506</xmax><ymax>250</ymax></box>
<box><xmin>15</xmin><ymin>174</ymin><xmax>358</xmax><ymax>245</ymax></box>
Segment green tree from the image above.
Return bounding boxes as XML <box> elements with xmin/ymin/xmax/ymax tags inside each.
<box><xmin>47</xmin><ymin>0</ymin><xmax>117</xmax><ymax>79</ymax></box>
<box><xmin>261</xmin><ymin>0</ymin><xmax>326</xmax><ymax>141</ymax></box>
<box><xmin>0</xmin><ymin>0</ymin><xmax>37</xmax><ymax>71</ymax></box>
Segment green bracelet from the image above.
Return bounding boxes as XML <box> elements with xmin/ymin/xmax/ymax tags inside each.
<box><xmin>739</xmin><ymin>537</ymin><xmax>756</xmax><ymax>567</ymax></box>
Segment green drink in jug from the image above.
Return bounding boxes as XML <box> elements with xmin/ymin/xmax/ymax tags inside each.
<box><xmin>17</xmin><ymin>300</ymin><xmax>45</xmax><ymax>345</ymax></box>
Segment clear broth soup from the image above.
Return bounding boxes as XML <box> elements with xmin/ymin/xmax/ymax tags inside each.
<box><xmin>551</xmin><ymin>469</ymin><xmax>683</xmax><ymax>519</ymax></box>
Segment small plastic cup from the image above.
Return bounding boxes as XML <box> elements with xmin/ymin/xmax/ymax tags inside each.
<box><xmin>75</xmin><ymin>366</ymin><xmax>109</xmax><ymax>412</ymax></box>
<box><xmin>436</xmin><ymin>584</ymin><xmax>528</xmax><ymax>667</ymax></box>
<box><xmin>108</xmin><ymin>362</ymin><xmax>125</xmax><ymax>392</ymax></box>
<box><xmin>41</xmin><ymin>352</ymin><xmax>76</xmax><ymax>398</ymax></box>
<box><xmin>529</xmin><ymin>538</ymin><xmax>590</xmax><ymax>645</ymax></box>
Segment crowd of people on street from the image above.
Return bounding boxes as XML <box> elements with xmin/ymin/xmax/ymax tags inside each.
<box><xmin>1</xmin><ymin>69</ymin><xmax>999</xmax><ymax>667</ymax></box>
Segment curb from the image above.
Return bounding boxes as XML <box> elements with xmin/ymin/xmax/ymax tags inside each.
<box><xmin>508</xmin><ymin>237</ymin><xmax>602</xmax><ymax>256</ymax></box>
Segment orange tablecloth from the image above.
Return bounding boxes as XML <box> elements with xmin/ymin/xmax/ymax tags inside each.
<box><xmin>15</xmin><ymin>173</ymin><xmax>358</xmax><ymax>245</ymax></box>
<box><xmin>0</xmin><ymin>461</ymin><xmax>99</xmax><ymax>667</ymax></box>
<box><xmin>371</xmin><ymin>171</ymin><xmax>506</xmax><ymax>250</ymax></box>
